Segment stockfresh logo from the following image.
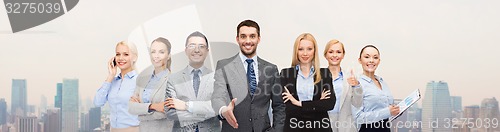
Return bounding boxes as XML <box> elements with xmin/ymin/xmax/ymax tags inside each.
<box><xmin>3</xmin><ymin>0</ymin><xmax>78</xmax><ymax>33</ymax></box>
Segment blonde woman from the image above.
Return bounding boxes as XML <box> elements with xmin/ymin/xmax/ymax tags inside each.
<box><xmin>128</xmin><ymin>37</ymin><xmax>173</xmax><ymax>132</ymax></box>
<box><xmin>281</xmin><ymin>33</ymin><xmax>335</xmax><ymax>132</ymax></box>
<box><xmin>94</xmin><ymin>41</ymin><xmax>140</xmax><ymax>132</ymax></box>
<box><xmin>322</xmin><ymin>39</ymin><xmax>363</xmax><ymax>132</ymax></box>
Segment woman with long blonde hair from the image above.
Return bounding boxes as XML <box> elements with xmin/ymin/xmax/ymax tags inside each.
<box><xmin>281</xmin><ymin>33</ymin><xmax>335</xmax><ymax>132</ymax></box>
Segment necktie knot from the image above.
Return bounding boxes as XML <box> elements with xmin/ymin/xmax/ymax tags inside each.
<box><xmin>245</xmin><ymin>59</ymin><xmax>254</xmax><ymax>64</ymax></box>
<box><xmin>192</xmin><ymin>69</ymin><xmax>201</xmax><ymax>75</ymax></box>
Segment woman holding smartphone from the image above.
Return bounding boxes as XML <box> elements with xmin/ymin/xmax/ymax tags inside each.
<box><xmin>94</xmin><ymin>41</ymin><xmax>140</xmax><ymax>132</ymax></box>
<box><xmin>352</xmin><ymin>45</ymin><xmax>400</xmax><ymax>132</ymax></box>
<box><xmin>281</xmin><ymin>33</ymin><xmax>335</xmax><ymax>132</ymax></box>
<box><xmin>128</xmin><ymin>37</ymin><xmax>173</xmax><ymax>132</ymax></box>
<box><xmin>322</xmin><ymin>39</ymin><xmax>363</xmax><ymax>132</ymax></box>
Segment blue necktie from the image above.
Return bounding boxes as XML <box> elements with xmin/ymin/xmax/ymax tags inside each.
<box><xmin>246</xmin><ymin>59</ymin><xmax>257</xmax><ymax>96</ymax></box>
<box><xmin>193</xmin><ymin>69</ymin><xmax>201</xmax><ymax>97</ymax></box>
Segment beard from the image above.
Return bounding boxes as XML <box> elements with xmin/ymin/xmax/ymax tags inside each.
<box><xmin>241</xmin><ymin>47</ymin><xmax>256</xmax><ymax>57</ymax></box>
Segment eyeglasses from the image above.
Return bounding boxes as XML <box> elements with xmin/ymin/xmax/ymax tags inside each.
<box><xmin>186</xmin><ymin>44</ymin><xmax>207</xmax><ymax>49</ymax></box>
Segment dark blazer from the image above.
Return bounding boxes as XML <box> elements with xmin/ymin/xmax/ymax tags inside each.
<box><xmin>280</xmin><ymin>67</ymin><xmax>335</xmax><ymax>132</ymax></box>
<box><xmin>211</xmin><ymin>54</ymin><xmax>285</xmax><ymax>132</ymax></box>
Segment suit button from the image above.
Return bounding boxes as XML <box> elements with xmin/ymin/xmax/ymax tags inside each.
<box><xmin>250</xmin><ymin>118</ymin><xmax>252</xmax><ymax>122</ymax></box>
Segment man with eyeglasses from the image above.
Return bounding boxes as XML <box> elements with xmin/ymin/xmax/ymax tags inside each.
<box><xmin>166</xmin><ymin>31</ymin><xmax>221</xmax><ymax>132</ymax></box>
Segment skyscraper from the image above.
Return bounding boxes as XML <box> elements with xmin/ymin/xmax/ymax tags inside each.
<box><xmin>462</xmin><ymin>105</ymin><xmax>481</xmax><ymax>132</ymax></box>
<box><xmin>451</xmin><ymin>96</ymin><xmax>462</xmax><ymax>112</ymax></box>
<box><xmin>54</xmin><ymin>83</ymin><xmax>62</xmax><ymax>109</ymax></box>
<box><xmin>0</xmin><ymin>98</ymin><xmax>7</xmax><ymax>125</ymax></box>
<box><xmin>422</xmin><ymin>81</ymin><xmax>452</xmax><ymax>132</ymax></box>
<box><xmin>40</xmin><ymin>95</ymin><xmax>47</xmax><ymax>115</ymax></box>
<box><xmin>89</xmin><ymin>107</ymin><xmax>101</xmax><ymax>131</ymax></box>
<box><xmin>450</xmin><ymin>96</ymin><xmax>463</xmax><ymax>119</ymax></box>
<box><xmin>17</xmin><ymin>116</ymin><xmax>38</xmax><ymax>132</ymax></box>
<box><xmin>11</xmin><ymin>79</ymin><xmax>27</xmax><ymax>117</ymax></box>
<box><xmin>480</xmin><ymin>97</ymin><xmax>500</xmax><ymax>132</ymax></box>
<box><xmin>80</xmin><ymin>113</ymin><xmax>89</xmax><ymax>132</ymax></box>
<box><xmin>62</xmin><ymin>78</ymin><xmax>79</xmax><ymax>132</ymax></box>
<box><xmin>43</xmin><ymin>108</ymin><xmax>61</xmax><ymax>132</ymax></box>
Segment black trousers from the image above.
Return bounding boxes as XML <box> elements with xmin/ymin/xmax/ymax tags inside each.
<box><xmin>359</xmin><ymin>119</ymin><xmax>391</xmax><ymax>132</ymax></box>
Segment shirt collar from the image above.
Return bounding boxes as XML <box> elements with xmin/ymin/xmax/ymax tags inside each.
<box><xmin>187</xmin><ymin>65</ymin><xmax>206</xmax><ymax>75</ymax></box>
<box><xmin>334</xmin><ymin>70</ymin><xmax>344</xmax><ymax>81</ymax></box>
<box><xmin>296</xmin><ymin>64</ymin><xmax>315</xmax><ymax>77</ymax></box>
<box><xmin>360</xmin><ymin>74</ymin><xmax>383</xmax><ymax>83</ymax></box>
<box><xmin>152</xmin><ymin>69</ymin><xmax>169</xmax><ymax>79</ymax></box>
<box><xmin>239</xmin><ymin>52</ymin><xmax>258</xmax><ymax>65</ymax></box>
<box><xmin>116</xmin><ymin>70</ymin><xmax>137</xmax><ymax>80</ymax></box>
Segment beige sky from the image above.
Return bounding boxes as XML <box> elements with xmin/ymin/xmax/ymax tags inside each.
<box><xmin>1</xmin><ymin>0</ymin><xmax>499</xmax><ymax>110</ymax></box>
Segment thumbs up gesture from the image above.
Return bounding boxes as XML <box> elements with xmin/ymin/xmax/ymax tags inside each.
<box><xmin>347</xmin><ymin>69</ymin><xmax>359</xmax><ymax>86</ymax></box>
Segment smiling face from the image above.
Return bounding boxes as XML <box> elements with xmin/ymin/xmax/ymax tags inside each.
<box><xmin>237</xmin><ymin>26</ymin><xmax>260</xmax><ymax>58</ymax></box>
<box><xmin>185</xmin><ymin>36</ymin><xmax>209</xmax><ymax>67</ymax></box>
<box><xmin>297</xmin><ymin>39</ymin><xmax>315</xmax><ymax>65</ymax></box>
<box><xmin>150</xmin><ymin>41</ymin><xmax>170</xmax><ymax>69</ymax></box>
<box><xmin>325</xmin><ymin>43</ymin><xmax>345</xmax><ymax>66</ymax></box>
<box><xmin>115</xmin><ymin>44</ymin><xmax>134</xmax><ymax>71</ymax></box>
<box><xmin>358</xmin><ymin>47</ymin><xmax>380</xmax><ymax>74</ymax></box>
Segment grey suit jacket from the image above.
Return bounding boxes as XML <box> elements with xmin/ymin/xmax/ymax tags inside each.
<box><xmin>128</xmin><ymin>69</ymin><xmax>173</xmax><ymax>132</ymax></box>
<box><xmin>211</xmin><ymin>54</ymin><xmax>285</xmax><ymax>132</ymax></box>
<box><xmin>329</xmin><ymin>70</ymin><xmax>363</xmax><ymax>132</ymax></box>
<box><xmin>166</xmin><ymin>66</ymin><xmax>221</xmax><ymax>132</ymax></box>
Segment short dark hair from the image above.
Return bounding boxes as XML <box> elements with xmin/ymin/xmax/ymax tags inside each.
<box><xmin>237</xmin><ymin>20</ymin><xmax>260</xmax><ymax>37</ymax></box>
<box><xmin>185</xmin><ymin>31</ymin><xmax>209</xmax><ymax>48</ymax></box>
<box><xmin>359</xmin><ymin>45</ymin><xmax>380</xmax><ymax>59</ymax></box>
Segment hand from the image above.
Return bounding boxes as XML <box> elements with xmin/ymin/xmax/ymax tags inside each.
<box><xmin>165</xmin><ymin>98</ymin><xmax>187</xmax><ymax>111</ymax></box>
<box><xmin>320</xmin><ymin>89</ymin><xmax>331</xmax><ymax>100</ymax></box>
<box><xmin>282</xmin><ymin>86</ymin><xmax>301</xmax><ymax>107</ymax></box>
<box><xmin>129</xmin><ymin>95</ymin><xmax>140</xmax><ymax>103</ymax></box>
<box><xmin>149</xmin><ymin>102</ymin><xmax>167</xmax><ymax>112</ymax></box>
<box><xmin>222</xmin><ymin>98</ymin><xmax>238</xmax><ymax>128</ymax></box>
<box><xmin>105</xmin><ymin>57</ymin><xmax>117</xmax><ymax>83</ymax></box>
<box><xmin>347</xmin><ymin>69</ymin><xmax>359</xmax><ymax>87</ymax></box>
<box><xmin>389</xmin><ymin>105</ymin><xmax>400</xmax><ymax>116</ymax></box>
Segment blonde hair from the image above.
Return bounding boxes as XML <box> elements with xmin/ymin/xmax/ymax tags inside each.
<box><xmin>116</xmin><ymin>41</ymin><xmax>138</xmax><ymax>68</ymax></box>
<box><xmin>323</xmin><ymin>39</ymin><xmax>345</xmax><ymax>57</ymax></box>
<box><xmin>151</xmin><ymin>37</ymin><xmax>172</xmax><ymax>71</ymax></box>
<box><xmin>291</xmin><ymin>33</ymin><xmax>321</xmax><ymax>84</ymax></box>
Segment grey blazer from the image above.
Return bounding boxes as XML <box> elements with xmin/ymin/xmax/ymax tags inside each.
<box><xmin>328</xmin><ymin>70</ymin><xmax>363</xmax><ymax>132</ymax></box>
<box><xmin>166</xmin><ymin>66</ymin><xmax>221</xmax><ymax>132</ymax></box>
<box><xmin>211</xmin><ymin>54</ymin><xmax>285</xmax><ymax>132</ymax></box>
<box><xmin>128</xmin><ymin>69</ymin><xmax>173</xmax><ymax>132</ymax></box>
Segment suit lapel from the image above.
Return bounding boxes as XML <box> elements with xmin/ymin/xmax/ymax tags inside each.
<box><xmin>253</xmin><ymin>57</ymin><xmax>266</xmax><ymax>100</ymax></box>
<box><xmin>182</xmin><ymin>67</ymin><xmax>196</xmax><ymax>100</ymax></box>
<box><xmin>150</xmin><ymin>73</ymin><xmax>169</xmax><ymax>102</ymax></box>
<box><xmin>335</xmin><ymin>70</ymin><xmax>350</xmax><ymax>110</ymax></box>
<box><xmin>290</xmin><ymin>68</ymin><xmax>299</xmax><ymax>100</ymax></box>
<box><xmin>230</xmin><ymin>56</ymin><xmax>250</xmax><ymax>98</ymax></box>
<box><xmin>339</xmin><ymin>77</ymin><xmax>350</xmax><ymax>110</ymax></box>
<box><xmin>197</xmin><ymin>67</ymin><xmax>212</xmax><ymax>99</ymax></box>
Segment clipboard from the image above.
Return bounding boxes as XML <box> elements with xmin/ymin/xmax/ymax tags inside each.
<box><xmin>389</xmin><ymin>89</ymin><xmax>421</xmax><ymax>122</ymax></box>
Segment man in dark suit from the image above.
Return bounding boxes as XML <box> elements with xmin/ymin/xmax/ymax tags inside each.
<box><xmin>211</xmin><ymin>19</ymin><xmax>285</xmax><ymax>132</ymax></box>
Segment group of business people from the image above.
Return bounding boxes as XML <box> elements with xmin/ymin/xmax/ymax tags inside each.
<box><xmin>93</xmin><ymin>19</ymin><xmax>400</xmax><ymax>132</ymax></box>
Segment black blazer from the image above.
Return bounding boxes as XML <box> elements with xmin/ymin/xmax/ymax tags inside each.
<box><xmin>280</xmin><ymin>67</ymin><xmax>335</xmax><ymax>131</ymax></box>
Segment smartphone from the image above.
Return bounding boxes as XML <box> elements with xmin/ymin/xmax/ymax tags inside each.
<box><xmin>112</xmin><ymin>58</ymin><xmax>117</xmax><ymax>66</ymax></box>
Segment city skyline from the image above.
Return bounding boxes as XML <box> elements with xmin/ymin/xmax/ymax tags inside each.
<box><xmin>1</xmin><ymin>79</ymin><xmax>498</xmax><ymax>131</ymax></box>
